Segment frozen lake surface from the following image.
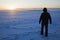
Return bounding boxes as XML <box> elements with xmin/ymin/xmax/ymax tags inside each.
<box><xmin>0</xmin><ymin>8</ymin><xmax>60</xmax><ymax>40</ymax></box>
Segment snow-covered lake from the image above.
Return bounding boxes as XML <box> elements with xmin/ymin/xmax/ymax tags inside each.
<box><xmin>0</xmin><ymin>8</ymin><xmax>60</xmax><ymax>40</ymax></box>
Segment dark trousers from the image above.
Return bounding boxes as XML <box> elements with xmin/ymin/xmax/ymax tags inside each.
<box><xmin>41</xmin><ymin>23</ymin><xmax>48</xmax><ymax>36</ymax></box>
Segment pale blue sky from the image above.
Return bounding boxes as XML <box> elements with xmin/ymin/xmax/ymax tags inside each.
<box><xmin>0</xmin><ymin>0</ymin><xmax>60</xmax><ymax>8</ymax></box>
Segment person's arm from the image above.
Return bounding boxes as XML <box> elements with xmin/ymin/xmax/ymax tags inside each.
<box><xmin>48</xmin><ymin>13</ymin><xmax>52</xmax><ymax>24</ymax></box>
<box><xmin>39</xmin><ymin>13</ymin><xmax>43</xmax><ymax>24</ymax></box>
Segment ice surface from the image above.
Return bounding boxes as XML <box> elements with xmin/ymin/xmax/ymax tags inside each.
<box><xmin>0</xmin><ymin>9</ymin><xmax>60</xmax><ymax>40</ymax></box>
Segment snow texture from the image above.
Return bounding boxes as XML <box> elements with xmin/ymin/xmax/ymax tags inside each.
<box><xmin>0</xmin><ymin>9</ymin><xmax>60</xmax><ymax>40</ymax></box>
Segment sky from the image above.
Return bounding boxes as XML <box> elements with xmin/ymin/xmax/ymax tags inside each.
<box><xmin>0</xmin><ymin>0</ymin><xmax>60</xmax><ymax>10</ymax></box>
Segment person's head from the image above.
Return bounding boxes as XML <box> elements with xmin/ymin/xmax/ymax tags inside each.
<box><xmin>43</xmin><ymin>8</ymin><xmax>47</xmax><ymax>12</ymax></box>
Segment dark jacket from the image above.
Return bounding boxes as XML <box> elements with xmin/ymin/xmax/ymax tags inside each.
<box><xmin>39</xmin><ymin>12</ymin><xmax>52</xmax><ymax>25</ymax></box>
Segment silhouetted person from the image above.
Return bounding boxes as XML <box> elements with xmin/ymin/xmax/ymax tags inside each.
<box><xmin>39</xmin><ymin>8</ymin><xmax>52</xmax><ymax>37</ymax></box>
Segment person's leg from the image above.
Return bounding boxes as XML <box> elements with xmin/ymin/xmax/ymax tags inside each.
<box><xmin>41</xmin><ymin>24</ymin><xmax>44</xmax><ymax>35</ymax></box>
<box><xmin>45</xmin><ymin>24</ymin><xmax>48</xmax><ymax>37</ymax></box>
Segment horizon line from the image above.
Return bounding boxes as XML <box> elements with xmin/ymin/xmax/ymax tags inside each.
<box><xmin>0</xmin><ymin>7</ymin><xmax>60</xmax><ymax>10</ymax></box>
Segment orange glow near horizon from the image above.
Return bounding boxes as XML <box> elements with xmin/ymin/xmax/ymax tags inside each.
<box><xmin>0</xmin><ymin>4</ymin><xmax>60</xmax><ymax>10</ymax></box>
<box><xmin>5</xmin><ymin>4</ymin><xmax>17</xmax><ymax>10</ymax></box>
